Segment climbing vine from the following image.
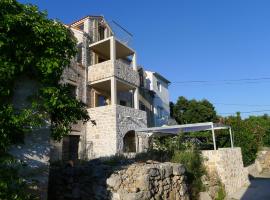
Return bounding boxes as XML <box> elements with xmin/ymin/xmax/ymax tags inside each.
<box><xmin>0</xmin><ymin>0</ymin><xmax>90</xmax><ymax>151</ymax></box>
<box><xmin>0</xmin><ymin>0</ymin><xmax>90</xmax><ymax>198</ymax></box>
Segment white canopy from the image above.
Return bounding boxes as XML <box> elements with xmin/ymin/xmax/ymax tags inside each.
<box><xmin>135</xmin><ymin>122</ymin><xmax>233</xmax><ymax>150</ymax></box>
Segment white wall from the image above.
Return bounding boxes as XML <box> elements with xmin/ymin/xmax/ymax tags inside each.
<box><xmin>145</xmin><ymin>71</ymin><xmax>170</xmax><ymax>127</ymax></box>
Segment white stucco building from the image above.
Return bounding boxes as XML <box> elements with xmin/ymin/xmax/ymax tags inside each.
<box><xmin>145</xmin><ymin>71</ymin><xmax>171</xmax><ymax>127</ymax></box>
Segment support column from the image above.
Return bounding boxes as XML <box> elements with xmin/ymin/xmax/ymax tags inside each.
<box><xmin>229</xmin><ymin>128</ymin><xmax>234</xmax><ymax>148</ymax></box>
<box><xmin>110</xmin><ymin>37</ymin><xmax>117</xmax><ymax>105</ymax></box>
<box><xmin>211</xmin><ymin>123</ymin><xmax>217</xmax><ymax>150</ymax></box>
<box><xmin>110</xmin><ymin>36</ymin><xmax>116</xmax><ymax>61</ymax></box>
<box><xmin>132</xmin><ymin>52</ymin><xmax>137</xmax><ymax>70</ymax></box>
<box><xmin>111</xmin><ymin>77</ymin><xmax>117</xmax><ymax>105</ymax></box>
<box><xmin>134</xmin><ymin>87</ymin><xmax>139</xmax><ymax>109</ymax></box>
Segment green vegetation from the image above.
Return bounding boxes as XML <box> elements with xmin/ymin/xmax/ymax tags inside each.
<box><xmin>171</xmin><ymin>97</ymin><xmax>270</xmax><ymax>166</ymax></box>
<box><xmin>150</xmin><ymin>134</ymin><xmax>206</xmax><ymax>199</ymax></box>
<box><xmin>215</xmin><ymin>182</ymin><xmax>226</xmax><ymax>200</ymax></box>
<box><xmin>224</xmin><ymin>113</ymin><xmax>270</xmax><ymax>166</ymax></box>
<box><xmin>0</xmin><ymin>0</ymin><xmax>90</xmax><ymax>198</ymax></box>
<box><xmin>171</xmin><ymin>96</ymin><xmax>218</xmax><ymax>124</ymax></box>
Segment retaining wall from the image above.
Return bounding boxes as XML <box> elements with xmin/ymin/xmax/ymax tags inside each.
<box><xmin>48</xmin><ymin>161</ymin><xmax>190</xmax><ymax>200</ymax></box>
<box><xmin>202</xmin><ymin>147</ymin><xmax>250</xmax><ymax>196</ymax></box>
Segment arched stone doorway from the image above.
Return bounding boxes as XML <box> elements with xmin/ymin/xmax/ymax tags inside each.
<box><xmin>123</xmin><ymin>130</ymin><xmax>136</xmax><ymax>153</ymax></box>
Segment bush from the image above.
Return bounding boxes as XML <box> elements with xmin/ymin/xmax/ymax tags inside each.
<box><xmin>0</xmin><ymin>153</ymin><xmax>37</xmax><ymax>200</ymax></box>
<box><xmin>148</xmin><ymin>134</ymin><xmax>205</xmax><ymax>199</ymax></box>
<box><xmin>172</xmin><ymin>149</ymin><xmax>205</xmax><ymax>199</ymax></box>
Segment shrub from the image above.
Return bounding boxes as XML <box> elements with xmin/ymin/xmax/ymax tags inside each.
<box><xmin>172</xmin><ymin>149</ymin><xmax>205</xmax><ymax>199</ymax></box>
<box><xmin>0</xmin><ymin>153</ymin><xmax>37</xmax><ymax>200</ymax></box>
<box><xmin>148</xmin><ymin>134</ymin><xmax>205</xmax><ymax>199</ymax></box>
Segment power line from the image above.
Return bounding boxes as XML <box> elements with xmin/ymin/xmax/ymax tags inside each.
<box><xmin>219</xmin><ymin>109</ymin><xmax>270</xmax><ymax>115</ymax></box>
<box><xmin>172</xmin><ymin>77</ymin><xmax>270</xmax><ymax>83</ymax></box>
<box><xmin>213</xmin><ymin>102</ymin><xmax>270</xmax><ymax>107</ymax></box>
<box><xmin>171</xmin><ymin>77</ymin><xmax>270</xmax><ymax>85</ymax></box>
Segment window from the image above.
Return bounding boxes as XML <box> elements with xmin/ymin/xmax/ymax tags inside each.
<box><xmin>157</xmin><ymin>81</ymin><xmax>161</xmax><ymax>92</ymax></box>
<box><xmin>157</xmin><ymin>106</ymin><xmax>163</xmax><ymax>119</ymax></box>
<box><xmin>98</xmin><ymin>95</ymin><xmax>107</xmax><ymax>106</ymax></box>
<box><xmin>62</xmin><ymin>135</ymin><xmax>80</xmax><ymax>161</ymax></box>
<box><xmin>120</xmin><ymin>100</ymin><xmax>127</xmax><ymax>106</ymax></box>
<box><xmin>140</xmin><ymin>102</ymin><xmax>146</xmax><ymax>111</ymax></box>
<box><xmin>77</xmin><ymin>24</ymin><xmax>84</xmax><ymax>31</ymax></box>
<box><xmin>98</xmin><ymin>25</ymin><xmax>105</xmax><ymax>40</ymax></box>
<box><xmin>139</xmin><ymin>71</ymin><xmax>144</xmax><ymax>87</ymax></box>
<box><xmin>76</xmin><ymin>45</ymin><xmax>82</xmax><ymax>64</ymax></box>
<box><xmin>67</xmin><ymin>84</ymin><xmax>77</xmax><ymax>98</ymax></box>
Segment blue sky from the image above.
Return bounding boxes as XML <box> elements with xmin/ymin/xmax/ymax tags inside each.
<box><xmin>19</xmin><ymin>0</ymin><xmax>270</xmax><ymax>117</ymax></box>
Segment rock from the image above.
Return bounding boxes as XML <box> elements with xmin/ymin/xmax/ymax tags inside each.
<box><xmin>180</xmin><ymin>184</ymin><xmax>188</xmax><ymax>196</ymax></box>
<box><xmin>48</xmin><ymin>160</ymin><xmax>190</xmax><ymax>200</ymax></box>
<box><xmin>199</xmin><ymin>192</ymin><xmax>212</xmax><ymax>200</ymax></box>
<box><xmin>172</xmin><ymin>164</ymin><xmax>185</xmax><ymax>176</ymax></box>
<box><xmin>148</xmin><ymin>168</ymin><xmax>160</xmax><ymax>177</ymax></box>
<box><xmin>106</xmin><ymin>174</ymin><xmax>121</xmax><ymax>190</ymax></box>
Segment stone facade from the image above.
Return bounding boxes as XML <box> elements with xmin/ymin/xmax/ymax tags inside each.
<box><xmin>116</xmin><ymin>105</ymin><xmax>147</xmax><ymax>152</ymax></box>
<box><xmin>88</xmin><ymin>60</ymin><xmax>139</xmax><ymax>86</ymax></box>
<box><xmin>88</xmin><ymin>60</ymin><xmax>114</xmax><ymax>82</ymax></box>
<box><xmin>247</xmin><ymin>147</ymin><xmax>270</xmax><ymax>175</ymax></box>
<box><xmin>107</xmin><ymin>162</ymin><xmax>189</xmax><ymax>200</ymax></box>
<box><xmin>86</xmin><ymin>105</ymin><xmax>147</xmax><ymax>158</ymax></box>
<box><xmin>114</xmin><ymin>60</ymin><xmax>140</xmax><ymax>86</ymax></box>
<box><xmin>202</xmin><ymin>148</ymin><xmax>250</xmax><ymax>196</ymax></box>
<box><xmin>9</xmin><ymin>76</ymin><xmax>51</xmax><ymax>200</ymax></box>
<box><xmin>48</xmin><ymin>160</ymin><xmax>189</xmax><ymax>200</ymax></box>
<box><xmin>86</xmin><ymin>106</ymin><xmax>117</xmax><ymax>158</ymax></box>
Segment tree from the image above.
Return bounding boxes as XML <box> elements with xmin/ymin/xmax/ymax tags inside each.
<box><xmin>224</xmin><ymin>113</ymin><xmax>270</xmax><ymax>166</ymax></box>
<box><xmin>0</xmin><ymin>1</ymin><xmax>90</xmax><ymax>198</ymax></box>
<box><xmin>172</xmin><ymin>96</ymin><xmax>218</xmax><ymax>124</ymax></box>
<box><xmin>0</xmin><ymin>0</ymin><xmax>90</xmax><ymax>149</ymax></box>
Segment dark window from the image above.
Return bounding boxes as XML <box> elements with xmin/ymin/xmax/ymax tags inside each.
<box><xmin>67</xmin><ymin>84</ymin><xmax>77</xmax><ymax>98</ymax></box>
<box><xmin>78</xmin><ymin>24</ymin><xmax>84</xmax><ymax>31</ymax></box>
<box><xmin>157</xmin><ymin>106</ymin><xmax>163</xmax><ymax>119</ymax></box>
<box><xmin>140</xmin><ymin>102</ymin><xmax>146</xmax><ymax>111</ymax></box>
<box><xmin>98</xmin><ymin>95</ymin><xmax>107</xmax><ymax>106</ymax></box>
<box><xmin>120</xmin><ymin>100</ymin><xmax>127</xmax><ymax>106</ymax></box>
<box><xmin>123</xmin><ymin>131</ymin><xmax>136</xmax><ymax>153</ymax></box>
<box><xmin>157</xmin><ymin>81</ymin><xmax>161</xmax><ymax>92</ymax></box>
<box><xmin>76</xmin><ymin>45</ymin><xmax>82</xmax><ymax>64</ymax></box>
<box><xmin>62</xmin><ymin>135</ymin><xmax>80</xmax><ymax>161</ymax></box>
<box><xmin>98</xmin><ymin>25</ymin><xmax>105</xmax><ymax>40</ymax></box>
<box><xmin>98</xmin><ymin>56</ymin><xmax>106</xmax><ymax>63</ymax></box>
<box><xmin>140</xmin><ymin>74</ymin><xmax>144</xmax><ymax>87</ymax></box>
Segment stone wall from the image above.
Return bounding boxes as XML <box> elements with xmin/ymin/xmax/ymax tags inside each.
<box><xmin>88</xmin><ymin>60</ymin><xmax>139</xmax><ymax>86</ymax></box>
<box><xmin>48</xmin><ymin>160</ymin><xmax>190</xmax><ymax>200</ymax></box>
<box><xmin>9</xmin><ymin>75</ymin><xmax>51</xmax><ymax>200</ymax></box>
<box><xmin>247</xmin><ymin>147</ymin><xmax>270</xmax><ymax>175</ymax></box>
<box><xmin>88</xmin><ymin>60</ymin><xmax>114</xmax><ymax>82</ymax></box>
<box><xmin>86</xmin><ymin>105</ymin><xmax>147</xmax><ymax>158</ymax></box>
<box><xmin>86</xmin><ymin>106</ymin><xmax>117</xmax><ymax>158</ymax></box>
<box><xmin>202</xmin><ymin>148</ymin><xmax>250</xmax><ymax>196</ymax></box>
<box><xmin>115</xmin><ymin>60</ymin><xmax>139</xmax><ymax>86</ymax></box>
<box><xmin>116</xmin><ymin>105</ymin><xmax>147</xmax><ymax>153</ymax></box>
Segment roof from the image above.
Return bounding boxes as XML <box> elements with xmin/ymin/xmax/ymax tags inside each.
<box><xmin>69</xmin><ymin>15</ymin><xmax>104</xmax><ymax>26</ymax></box>
<box><xmin>135</xmin><ymin>122</ymin><xmax>230</xmax><ymax>136</ymax></box>
<box><xmin>153</xmin><ymin>72</ymin><xmax>171</xmax><ymax>84</ymax></box>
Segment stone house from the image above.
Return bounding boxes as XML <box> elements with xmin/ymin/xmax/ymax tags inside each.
<box><xmin>9</xmin><ymin>15</ymin><xmax>171</xmax><ymax>164</ymax></box>
<box><xmin>50</xmin><ymin>15</ymin><xmax>172</xmax><ymax>161</ymax></box>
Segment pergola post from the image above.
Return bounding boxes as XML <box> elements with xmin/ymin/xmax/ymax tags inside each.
<box><xmin>211</xmin><ymin>123</ymin><xmax>217</xmax><ymax>150</ymax></box>
<box><xmin>229</xmin><ymin>128</ymin><xmax>234</xmax><ymax>148</ymax></box>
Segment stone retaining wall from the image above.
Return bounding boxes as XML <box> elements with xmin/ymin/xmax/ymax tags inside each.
<box><xmin>255</xmin><ymin>147</ymin><xmax>270</xmax><ymax>172</ymax></box>
<box><xmin>202</xmin><ymin>148</ymin><xmax>250</xmax><ymax>196</ymax></box>
<box><xmin>48</xmin><ymin>161</ymin><xmax>189</xmax><ymax>200</ymax></box>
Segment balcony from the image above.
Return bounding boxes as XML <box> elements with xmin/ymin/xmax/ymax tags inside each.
<box><xmin>88</xmin><ymin>59</ymin><xmax>139</xmax><ymax>86</ymax></box>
